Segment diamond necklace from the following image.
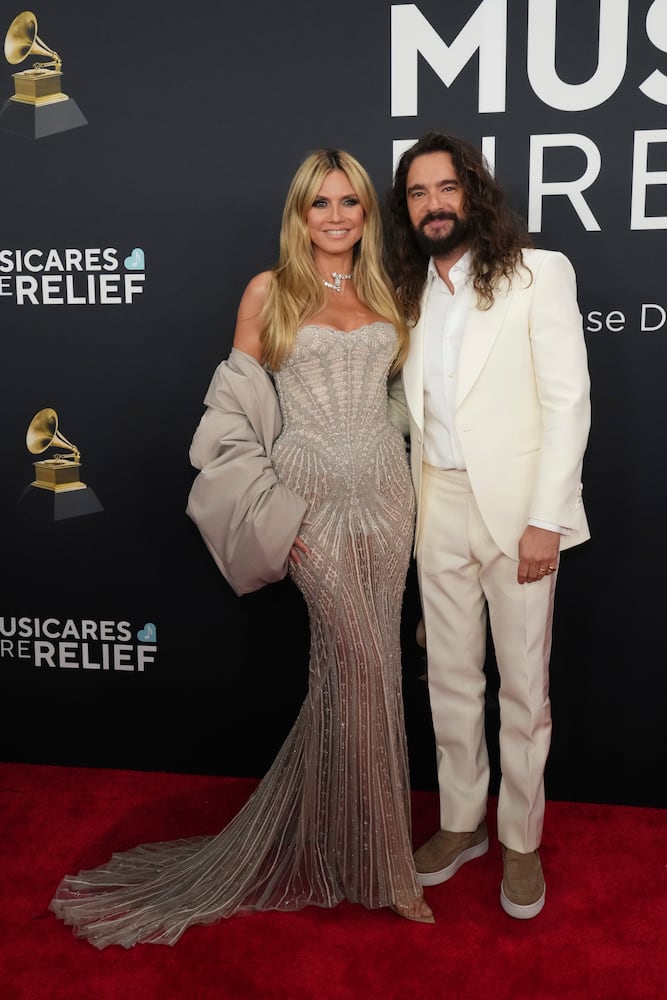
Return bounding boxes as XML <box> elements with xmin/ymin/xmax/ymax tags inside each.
<box><xmin>322</xmin><ymin>271</ymin><xmax>354</xmax><ymax>293</ymax></box>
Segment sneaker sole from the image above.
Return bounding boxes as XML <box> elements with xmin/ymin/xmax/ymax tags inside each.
<box><xmin>500</xmin><ymin>883</ymin><xmax>546</xmax><ymax>919</ymax></box>
<box><xmin>417</xmin><ymin>837</ymin><xmax>489</xmax><ymax>887</ymax></box>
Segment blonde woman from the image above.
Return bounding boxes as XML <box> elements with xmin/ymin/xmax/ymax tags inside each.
<box><xmin>50</xmin><ymin>150</ymin><xmax>433</xmax><ymax>948</ymax></box>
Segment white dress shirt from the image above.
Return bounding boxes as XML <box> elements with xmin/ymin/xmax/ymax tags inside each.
<box><xmin>422</xmin><ymin>253</ymin><xmax>473</xmax><ymax>470</ymax></box>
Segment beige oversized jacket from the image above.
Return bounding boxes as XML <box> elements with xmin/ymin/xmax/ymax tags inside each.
<box><xmin>186</xmin><ymin>348</ymin><xmax>308</xmax><ymax>596</ymax></box>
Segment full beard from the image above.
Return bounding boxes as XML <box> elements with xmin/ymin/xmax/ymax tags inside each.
<box><xmin>412</xmin><ymin>211</ymin><xmax>471</xmax><ymax>258</ymax></box>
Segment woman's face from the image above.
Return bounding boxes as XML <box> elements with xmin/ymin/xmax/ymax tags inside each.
<box><xmin>306</xmin><ymin>169</ymin><xmax>365</xmax><ymax>257</ymax></box>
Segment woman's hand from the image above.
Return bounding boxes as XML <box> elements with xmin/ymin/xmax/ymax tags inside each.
<box><xmin>289</xmin><ymin>536</ymin><xmax>310</xmax><ymax>566</ymax></box>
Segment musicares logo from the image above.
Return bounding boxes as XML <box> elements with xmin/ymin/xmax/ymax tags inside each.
<box><xmin>391</xmin><ymin>2</ymin><xmax>667</xmax><ymax>234</ymax></box>
<box><xmin>0</xmin><ymin>246</ymin><xmax>146</xmax><ymax>305</ymax></box>
<box><xmin>0</xmin><ymin>616</ymin><xmax>158</xmax><ymax>672</ymax></box>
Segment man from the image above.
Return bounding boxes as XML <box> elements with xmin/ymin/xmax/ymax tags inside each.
<box><xmin>385</xmin><ymin>132</ymin><xmax>590</xmax><ymax>918</ymax></box>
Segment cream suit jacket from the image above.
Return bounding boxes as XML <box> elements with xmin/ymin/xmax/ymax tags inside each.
<box><xmin>392</xmin><ymin>248</ymin><xmax>591</xmax><ymax>559</ymax></box>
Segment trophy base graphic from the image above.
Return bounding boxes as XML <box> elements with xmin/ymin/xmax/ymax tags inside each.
<box><xmin>17</xmin><ymin>482</ymin><xmax>104</xmax><ymax>522</ymax></box>
<box><xmin>0</xmin><ymin>93</ymin><xmax>87</xmax><ymax>138</ymax></box>
<box><xmin>18</xmin><ymin>463</ymin><xmax>103</xmax><ymax>522</ymax></box>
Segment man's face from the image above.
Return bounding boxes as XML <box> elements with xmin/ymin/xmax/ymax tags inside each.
<box><xmin>405</xmin><ymin>151</ymin><xmax>471</xmax><ymax>257</ymax></box>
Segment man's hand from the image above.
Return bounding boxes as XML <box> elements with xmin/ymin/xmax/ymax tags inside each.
<box><xmin>517</xmin><ymin>526</ymin><xmax>560</xmax><ymax>584</ymax></box>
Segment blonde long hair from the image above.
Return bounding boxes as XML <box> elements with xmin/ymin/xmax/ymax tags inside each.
<box><xmin>261</xmin><ymin>149</ymin><xmax>408</xmax><ymax>375</ymax></box>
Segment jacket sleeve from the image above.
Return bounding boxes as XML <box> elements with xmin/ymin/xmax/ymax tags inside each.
<box><xmin>526</xmin><ymin>251</ymin><xmax>591</xmax><ymax>531</ymax></box>
<box><xmin>186</xmin><ymin>349</ymin><xmax>308</xmax><ymax>596</ymax></box>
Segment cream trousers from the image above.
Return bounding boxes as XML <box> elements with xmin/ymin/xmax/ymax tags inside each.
<box><xmin>415</xmin><ymin>465</ymin><xmax>557</xmax><ymax>853</ymax></box>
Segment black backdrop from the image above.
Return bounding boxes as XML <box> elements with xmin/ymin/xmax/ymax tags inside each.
<box><xmin>1</xmin><ymin>0</ymin><xmax>665</xmax><ymax>808</ymax></box>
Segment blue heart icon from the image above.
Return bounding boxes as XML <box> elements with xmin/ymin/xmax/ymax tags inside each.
<box><xmin>137</xmin><ymin>622</ymin><xmax>157</xmax><ymax>642</ymax></box>
<box><xmin>124</xmin><ymin>247</ymin><xmax>145</xmax><ymax>270</ymax></box>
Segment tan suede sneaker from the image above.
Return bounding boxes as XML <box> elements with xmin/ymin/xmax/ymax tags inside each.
<box><xmin>414</xmin><ymin>820</ymin><xmax>489</xmax><ymax>886</ymax></box>
<box><xmin>500</xmin><ymin>846</ymin><xmax>546</xmax><ymax>919</ymax></box>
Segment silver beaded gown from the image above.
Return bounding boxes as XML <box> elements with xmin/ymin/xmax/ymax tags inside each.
<box><xmin>49</xmin><ymin>321</ymin><xmax>420</xmax><ymax>948</ymax></box>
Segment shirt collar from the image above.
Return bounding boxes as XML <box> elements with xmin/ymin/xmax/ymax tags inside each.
<box><xmin>427</xmin><ymin>250</ymin><xmax>472</xmax><ymax>286</ymax></box>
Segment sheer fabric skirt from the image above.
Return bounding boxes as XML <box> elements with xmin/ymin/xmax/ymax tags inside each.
<box><xmin>50</xmin><ymin>416</ymin><xmax>419</xmax><ymax>950</ymax></box>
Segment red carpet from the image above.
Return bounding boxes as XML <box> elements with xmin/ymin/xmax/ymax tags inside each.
<box><xmin>1</xmin><ymin>762</ymin><xmax>665</xmax><ymax>1000</ymax></box>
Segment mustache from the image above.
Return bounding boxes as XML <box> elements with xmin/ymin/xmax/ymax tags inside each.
<box><xmin>419</xmin><ymin>211</ymin><xmax>459</xmax><ymax>229</ymax></box>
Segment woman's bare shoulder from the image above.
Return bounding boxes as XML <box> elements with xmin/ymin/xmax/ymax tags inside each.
<box><xmin>233</xmin><ymin>271</ymin><xmax>274</xmax><ymax>360</ymax></box>
<box><xmin>239</xmin><ymin>270</ymin><xmax>273</xmax><ymax>312</ymax></box>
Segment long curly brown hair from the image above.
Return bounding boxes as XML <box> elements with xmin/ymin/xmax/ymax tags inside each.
<box><xmin>384</xmin><ymin>132</ymin><xmax>532</xmax><ymax>324</ymax></box>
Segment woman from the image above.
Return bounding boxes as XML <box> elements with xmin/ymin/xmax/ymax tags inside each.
<box><xmin>49</xmin><ymin>150</ymin><xmax>433</xmax><ymax>948</ymax></box>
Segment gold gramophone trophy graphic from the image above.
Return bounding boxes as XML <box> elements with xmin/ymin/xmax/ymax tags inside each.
<box><xmin>0</xmin><ymin>10</ymin><xmax>87</xmax><ymax>138</ymax></box>
<box><xmin>19</xmin><ymin>408</ymin><xmax>103</xmax><ymax>521</ymax></box>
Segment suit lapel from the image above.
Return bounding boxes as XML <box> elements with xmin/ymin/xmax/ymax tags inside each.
<box><xmin>456</xmin><ymin>283</ymin><xmax>513</xmax><ymax>408</ymax></box>
<box><xmin>403</xmin><ymin>299</ymin><xmax>428</xmax><ymax>433</ymax></box>
<box><xmin>405</xmin><ymin>275</ymin><xmax>515</xmax><ymax>418</ymax></box>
